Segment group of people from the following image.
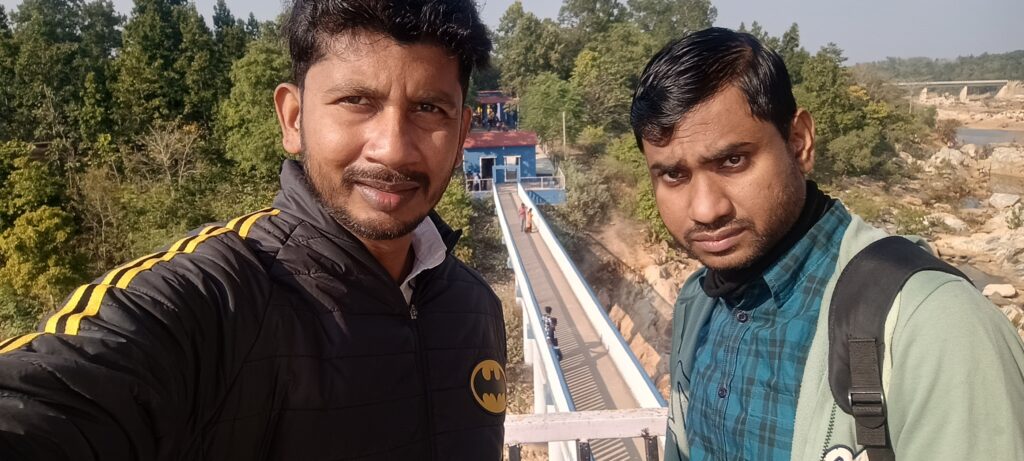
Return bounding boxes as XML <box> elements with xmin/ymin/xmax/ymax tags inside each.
<box><xmin>518</xmin><ymin>202</ymin><xmax>534</xmax><ymax>233</ymax></box>
<box><xmin>1</xmin><ymin>1</ymin><xmax>1022</xmax><ymax>460</ymax></box>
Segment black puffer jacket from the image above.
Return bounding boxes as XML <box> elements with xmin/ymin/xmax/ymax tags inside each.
<box><xmin>0</xmin><ymin>160</ymin><xmax>507</xmax><ymax>460</ymax></box>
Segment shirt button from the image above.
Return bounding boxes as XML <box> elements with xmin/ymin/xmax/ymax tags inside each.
<box><xmin>717</xmin><ymin>387</ymin><xmax>728</xmax><ymax>398</ymax></box>
<box><xmin>736</xmin><ymin>311</ymin><xmax>750</xmax><ymax>323</ymax></box>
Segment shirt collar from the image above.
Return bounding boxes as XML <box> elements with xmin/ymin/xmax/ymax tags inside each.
<box><xmin>761</xmin><ymin>203</ymin><xmax>852</xmax><ymax>306</ymax></box>
<box><xmin>400</xmin><ymin>217</ymin><xmax>448</xmax><ymax>303</ymax></box>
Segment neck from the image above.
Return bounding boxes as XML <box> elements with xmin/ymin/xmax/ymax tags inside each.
<box><xmin>359</xmin><ymin>235</ymin><xmax>414</xmax><ymax>282</ymax></box>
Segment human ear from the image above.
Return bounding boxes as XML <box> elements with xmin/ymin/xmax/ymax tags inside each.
<box><xmin>789</xmin><ymin>109</ymin><xmax>816</xmax><ymax>175</ymax></box>
<box><xmin>274</xmin><ymin>83</ymin><xmax>303</xmax><ymax>155</ymax></box>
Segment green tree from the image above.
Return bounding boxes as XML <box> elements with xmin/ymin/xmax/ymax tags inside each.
<box><xmin>435</xmin><ymin>171</ymin><xmax>474</xmax><ymax>262</ymax></box>
<box><xmin>9</xmin><ymin>0</ymin><xmax>85</xmax><ymax>142</ymax></box>
<box><xmin>73</xmin><ymin>1</ymin><xmax>122</xmax><ymax>143</ymax></box>
<box><xmin>0</xmin><ymin>5</ymin><xmax>17</xmax><ymax>139</ymax></box>
<box><xmin>217</xmin><ymin>31</ymin><xmax>290</xmax><ymax>179</ymax></box>
<box><xmin>627</xmin><ymin>0</ymin><xmax>716</xmax><ymax>46</ymax></box>
<box><xmin>212</xmin><ymin>0</ymin><xmax>249</xmax><ymax>97</ymax></box>
<box><xmin>558</xmin><ymin>0</ymin><xmax>627</xmax><ymax>39</ymax></box>
<box><xmin>778</xmin><ymin>23</ymin><xmax>808</xmax><ymax>84</ymax></box>
<box><xmin>112</xmin><ymin>0</ymin><xmax>185</xmax><ymax>136</ymax></box>
<box><xmin>825</xmin><ymin>126</ymin><xmax>894</xmax><ymax>178</ymax></box>
<box><xmin>174</xmin><ymin>3</ymin><xmax>218</xmax><ymax>126</ymax></box>
<box><xmin>795</xmin><ymin>44</ymin><xmax>865</xmax><ymax>143</ymax></box>
<box><xmin>495</xmin><ymin>2</ymin><xmax>558</xmax><ymax>94</ymax></box>
<box><xmin>607</xmin><ymin>133</ymin><xmax>670</xmax><ymax>241</ymax></box>
<box><xmin>0</xmin><ymin>206</ymin><xmax>82</xmax><ymax>307</ymax></box>
<box><xmin>520</xmin><ymin>72</ymin><xmax>583</xmax><ymax>145</ymax></box>
<box><xmin>569</xmin><ymin>22</ymin><xmax>658</xmax><ymax>134</ymax></box>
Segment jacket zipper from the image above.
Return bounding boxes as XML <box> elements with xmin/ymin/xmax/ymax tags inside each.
<box><xmin>409</xmin><ymin>281</ymin><xmax>437</xmax><ymax>460</ymax></box>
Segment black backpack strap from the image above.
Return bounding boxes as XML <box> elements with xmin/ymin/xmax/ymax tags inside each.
<box><xmin>828</xmin><ymin>236</ymin><xmax>968</xmax><ymax>460</ymax></box>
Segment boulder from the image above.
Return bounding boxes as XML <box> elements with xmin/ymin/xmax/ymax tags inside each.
<box><xmin>929</xmin><ymin>213</ymin><xmax>968</xmax><ymax>233</ymax></box>
<box><xmin>983</xmin><ymin>284</ymin><xmax>1018</xmax><ymax>298</ymax></box>
<box><xmin>961</xmin><ymin>144</ymin><xmax>981</xmax><ymax>158</ymax></box>
<box><xmin>929</xmin><ymin>147</ymin><xmax>969</xmax><ymax>167</ymax></box>
<box><xmin>992</xmin><ymin>146</ymin><xmax>1024</xmax><ymax>170</ymax></box>
<box><xmin>989</xmin><ymin>193</ymin><xmax>1021</xmax><ymax>209</ymax></box>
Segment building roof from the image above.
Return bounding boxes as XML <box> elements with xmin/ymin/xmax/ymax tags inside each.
<box><xmin>475</xmin><ymin>90</ymin><xmax>515</xmax><ymax>105</ymax></box>
<box><xmin>464</xmin><ymin>131</ymin><xmax>538</xmax><ymax>149</ymax></box>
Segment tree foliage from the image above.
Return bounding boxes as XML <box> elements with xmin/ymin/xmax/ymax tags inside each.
<box><xmin>856</xmin><ymin>51</ymin><xmax>1024</xmax><ymax>81</ymax></box>
<box><xmin>569</xmin><ymin>22</ymin><xmax>658</xmax><ymax>134</ymax></box>
<box><xmin>627</xmin><ymin>0</ymin><xmax>716</xmax><ymax>46</ymax></box>
<box><xmin>520</xmin><ymin>72</ymin><xmax>583</xmax><ymax>145</ymax></box>
<box><xmin>217</xmin><ymin>31</ymin><xmax>290</xmax><ymax>180</ymax></box>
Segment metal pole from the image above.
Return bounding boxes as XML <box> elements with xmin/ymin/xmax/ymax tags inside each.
<box><xmin>562</xmin><ymin>111</ymin><xmax>567</xmax><ymax>148</ymax></box>
<box><xmin>643</xmin><ymin>429</ymin><xmax>660</xmax><ymax>461</ymax></box>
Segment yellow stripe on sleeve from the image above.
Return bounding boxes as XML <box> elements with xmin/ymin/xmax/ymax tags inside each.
<box><xmin>0</xmin><ymin>333</ymin><xmax>42</xmax><ymax>353</ymax></box>
<box><xmin>239</xmin><ymin>209</ymin><xmax>280</xmax><ymax>238</ymax></box>
<box><xmin>64</xmin><ymin>285</ymin><xmax>110</xmax><ymax>335</ymax></box>
<box><xmin>45</xmin><ymin>285</ymin><xmax>89</xmax><ymax>334</ymax></box>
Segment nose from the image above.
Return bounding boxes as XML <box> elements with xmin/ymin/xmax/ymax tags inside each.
<box><xmin>687</xmin><ymin>175</ymin><xmax>734</xmax><ymax>226</ymax></box>
<box><xmin>362</xmin><ymin>107</ymin><xmax>419</xmax><ymax>170</ymax></box>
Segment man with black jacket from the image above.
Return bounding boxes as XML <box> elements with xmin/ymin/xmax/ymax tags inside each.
<box><xmin>0</xmin><ymin>1</ymin><xmax>507</xmax><ymax>459</ymax></box>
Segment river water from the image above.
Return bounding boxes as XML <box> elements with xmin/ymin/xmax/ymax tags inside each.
<box><xmin>958</xmin><ymin>127</ymin><xmax>1024</xmax><ymax>145</ymax></box>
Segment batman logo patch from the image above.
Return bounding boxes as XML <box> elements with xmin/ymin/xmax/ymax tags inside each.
<box><xmin>470</xmin><ymin>359</ymin><xmax>507</xmax><ymax>414</ymax></box>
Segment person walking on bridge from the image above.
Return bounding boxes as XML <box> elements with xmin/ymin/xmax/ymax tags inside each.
<box><xmin>631</xmin><ymin>28</ymin><xmax>1024</xmax><ymax>461</ymax></box>
<box><xmin>0</xmin><ymin>1</ymin><xmax>507</xmax><ymax>459</ymax></box>
<box><xmin>519</xmin><ymin>202</ymin><xmax>527</xmax><ymax>231</ymax></box>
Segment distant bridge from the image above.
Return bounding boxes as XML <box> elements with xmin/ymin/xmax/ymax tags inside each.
<box><xmin>894</xmin><ymin>79</ymin><xmax>1022</xmax><ymax>102</ymax></box>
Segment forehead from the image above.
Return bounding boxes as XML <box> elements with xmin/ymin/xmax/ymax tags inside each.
<box><xmin>304</xmin><ymin>31</ymin><xmax>462</xmax><ymax>91</ymax></box>
<box><xmin>643</xmin><ymin>86</ymin><xmax>779</xmax><ymax>159</ymax></box>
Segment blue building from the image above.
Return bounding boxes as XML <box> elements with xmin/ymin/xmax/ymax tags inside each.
<box><xmin>463</xmin><ymin>130</ymin><xmax>539</xmax><ymax>186</ymax></box>
<box><xmin>462</xmin><ymin>130</ymin><xmax>566</xmax><ymax>205</ymax></box>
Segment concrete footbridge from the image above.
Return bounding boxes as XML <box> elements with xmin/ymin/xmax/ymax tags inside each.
<box><xmin>490</xmin><ymin>181</ymin><xmax>668</xmax><ymax>460</ymax></box>
<box><xmin>894</xmin><ymin>79</ymin><xmax>1022</xmax><ymax>102</ymax></box>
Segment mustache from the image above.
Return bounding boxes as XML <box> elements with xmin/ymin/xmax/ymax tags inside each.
<box><xmin>342</xmin><ymin>165</ymin><xmax>430</xmax><ymax>188</ymax></box>
<box><xmin>685</xmin><ymin>218</ymin><xmax>754</xmax><ymax>240</ymax></box>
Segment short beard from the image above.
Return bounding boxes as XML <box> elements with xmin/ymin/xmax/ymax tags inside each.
<box><xmin>680</xmin><ymin>218</ymin><xmax>768</xmax><ymax>271</ymax></box>
<box><xmin>679</xmin><ymin>175</ymin><xmax>805</xmax><ymax>272</ymax></box>
<box><xmin>302</xmin><ymin>155</ymin><xmax>435</xmax><ymax>241</ymax></box>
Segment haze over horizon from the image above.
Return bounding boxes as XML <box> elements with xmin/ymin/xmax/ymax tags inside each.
<box><xmin>1</xmin><ymin>0</ymin><xmax>1020</xmax><ymax>64</ymax></box>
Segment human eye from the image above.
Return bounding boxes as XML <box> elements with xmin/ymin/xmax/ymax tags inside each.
<box><xmin>720</xmin><ymin>154</ymin><xmax>747</xmax><ymax>170</ymax></box>
<box><xmin>660</xmin><ymin>168</ymin><xmax>690</xmax><ymax>185</ymax></box>
<box><xmin>338</xmin><ymin>95</ymin><xmax>370</xmax><ymax>106</ymax></box>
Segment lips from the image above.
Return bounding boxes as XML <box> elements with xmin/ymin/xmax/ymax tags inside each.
<box><xmin>689</xmin><ymin>227</ymin><xmax>745</xmax><ymax>254</ymax></box>
<box><xmin>354</xmin><ymin>179</ymin><xmax>420</xmax><ymax>212</ymax></box>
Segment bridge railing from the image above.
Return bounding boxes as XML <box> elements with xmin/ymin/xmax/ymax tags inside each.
<box><xmin>520</xmin><ymin>169</ymin><xmax>566</xmax><ymax>190</ymax></box>
<box><xmin>505</xmin><ymin>408</ymin><xmax>668</xmax><ymax>461</ymax></box>
<box><xmin>516</xmin><ymin>183</ymin><xmax>668</xmax><ymax>410</ymax></box>
<box><xmin>492</xmin><ymin>186</ymin><xmax>578</xmax><ymax>461</ymax></box>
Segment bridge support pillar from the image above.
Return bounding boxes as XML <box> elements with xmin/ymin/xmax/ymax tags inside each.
<box><xmin>533</xmin><ymin>340</ymin><xmax>547</xmax><ymax>414</ymax></box>
<box><xmin>919</xmin><ymin>87</ymin><xmax>929</xmax><ymax>102</ymax></box>
<box><xmin>959</xmin><ymin>85</ymin><xmax>969</xmax><ymax>102</ymax></box>
<box><xmin>997</xmin><ymin>81</ymin><xmax>1023</xmax><ymax>100</ymax></box>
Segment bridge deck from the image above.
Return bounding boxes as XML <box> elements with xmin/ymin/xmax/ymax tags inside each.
<box><xmin>497</xmin><ymin>186</ymin><xmax>644</xmax><ymax>460</ymax></box>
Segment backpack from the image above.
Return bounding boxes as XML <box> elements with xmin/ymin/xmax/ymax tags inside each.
<box><xmin>828</xmin><ymin>236</ymin><xmax>969</xmax><ymax>461</ymax></box>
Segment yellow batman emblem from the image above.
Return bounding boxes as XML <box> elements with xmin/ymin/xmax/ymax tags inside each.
<box><xmin>470</xmin><ymin>359</ymin><xmax>507</xmax><ymax>414</ymax></box>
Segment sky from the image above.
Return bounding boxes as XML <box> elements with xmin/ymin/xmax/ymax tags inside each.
<box><xmin>2</xmin><ymin>0</ymin><xmax>1021</xmax><ymax>64</ymax></box>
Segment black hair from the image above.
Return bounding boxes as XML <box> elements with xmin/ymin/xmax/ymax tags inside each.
<box><xmin>630</xmin><ymin>27</ymin><xmax>796</xmax><ymax>150</ymax></box>
<box><xmin>284</xmin><ymin>0</ymin><xmax>492</xmax><ymax>97</ymax></box>
<box><xmin>544</xmin><ymin>306</ymin><xmax>552</xmax><ymax>314</ymax></box>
